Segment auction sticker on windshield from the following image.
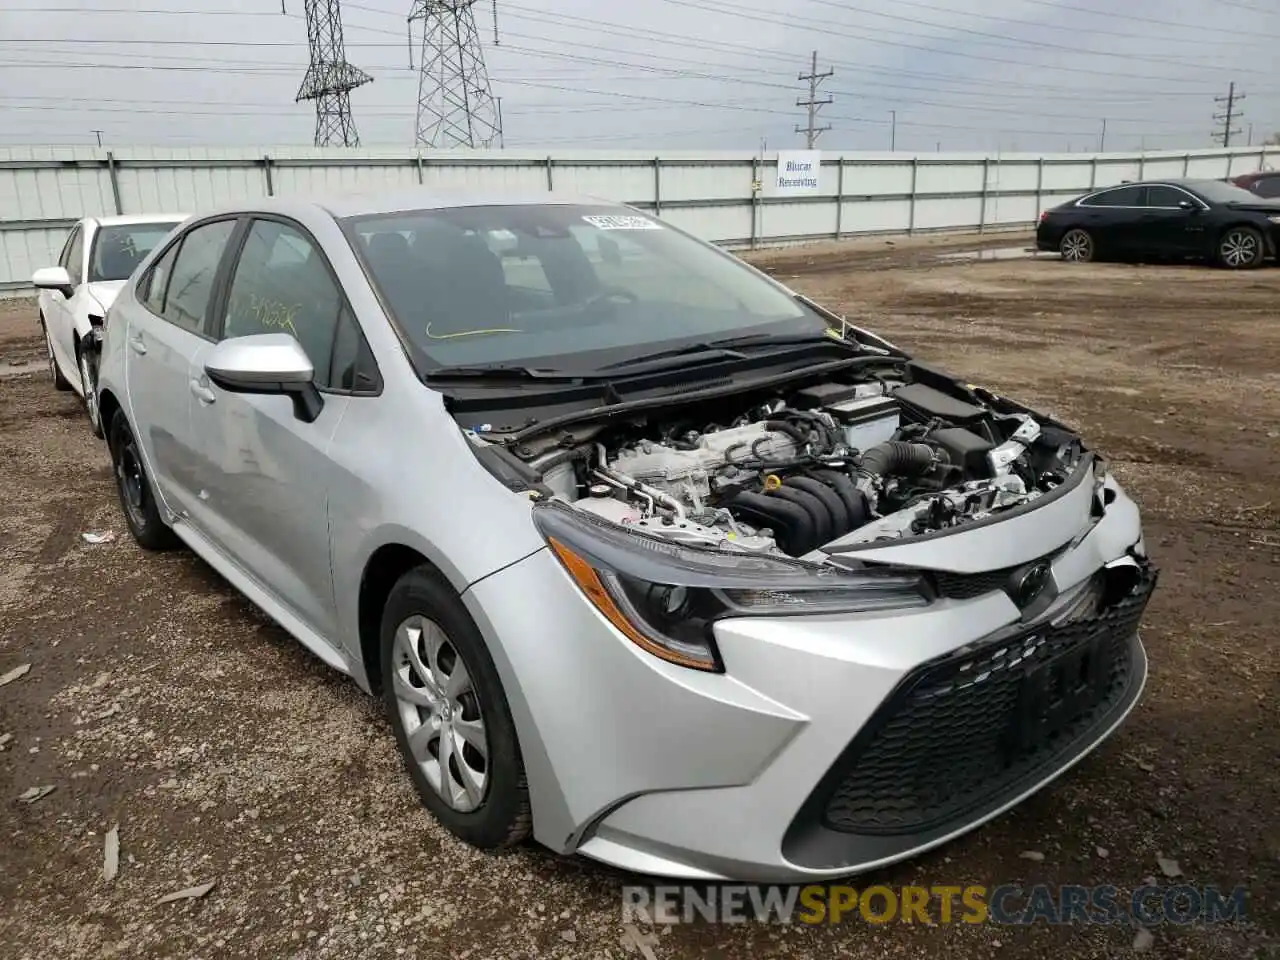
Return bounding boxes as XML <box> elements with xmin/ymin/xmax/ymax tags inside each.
<box><xmin>582</xmin><ymin>215</ymin><xmax>662</xmax><ymax>230</ymax></box>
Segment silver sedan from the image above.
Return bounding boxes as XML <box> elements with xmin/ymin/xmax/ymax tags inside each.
<box><xmin>94</xmin><ymin>191</ymin><xmax>1157</xmax><ymax>882</ymax></box>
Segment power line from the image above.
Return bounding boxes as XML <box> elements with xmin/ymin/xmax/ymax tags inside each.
<box><xmin>787</xmin><ymin>0</ymin><xmax>1259</xmax><ymax>72</ymax></box>
<box><xmin>1007</xmin><ymin>0</ymin><xmax>1280</xmax><ymax>40</ymax></box>
<box><xmin>786</xmin><ymin>0</ymin><xmax>1274</xmax><ymax>49</ymax></box>
<box><xmin>653</xmin><ymin>0</ymin><xmax>1272</xmax><ymax>83</ymax></box>
<box><xmin>7</xmin><ymin>30</ymin><xmax>1246</xmax><ymax>125</ymax></box>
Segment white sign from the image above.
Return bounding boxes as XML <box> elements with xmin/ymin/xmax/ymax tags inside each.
<box><xmin>581</xmin><ymin>215</ymin><xmax>662</xmax><ymax>231</ymax></box>
<box><xmin>775</xmin><ymin>150</ymin><xmax>821</xmax><ymax>194</ymax></box>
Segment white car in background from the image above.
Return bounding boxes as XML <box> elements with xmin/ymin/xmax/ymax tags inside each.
<box><xmin>33</xmin><ymin>214</ymin><xmax>186</xmax><ymax>435</ymax></box>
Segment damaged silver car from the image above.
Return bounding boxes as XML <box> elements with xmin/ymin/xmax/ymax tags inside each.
<box><xmin>93</xmin><ymin>192</ymin><xmax>1157</xmax><ymax>882</ymax></box>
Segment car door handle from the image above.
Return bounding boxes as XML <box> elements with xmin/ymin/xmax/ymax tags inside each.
<box><xmin>190</xmin><ymin>379</ymin><xmax>216</xmax><ymax>404</ymax></box>
<box><xmin>128</xmin><ymin>335</ymin><xmax>147</xmax><ymax>355</ymax></box>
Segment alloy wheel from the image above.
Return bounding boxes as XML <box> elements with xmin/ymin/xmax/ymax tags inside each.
<box><xmin>1061</xmin><ymin>230</ymin><xmax>1092</xmax><ymax>263</ymax></box>
<box><xmin>1220</xmin><ymin>230</ymin><xmax>1259</xmax><ymax>268</ymax></box>
<box><xmin>392</xmin><ymin>615</ymin><xmax>490</xmax><ymax>813</ymax></box>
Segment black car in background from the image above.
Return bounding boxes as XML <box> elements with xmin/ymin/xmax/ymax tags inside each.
<box><xmin>1036</xmin><ymin>178</ymin><xmax>1280</xmax><ymax>269</ymax></box>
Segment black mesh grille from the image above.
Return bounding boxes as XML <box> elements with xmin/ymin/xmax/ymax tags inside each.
<box><xmin>931</xmin><ymin>566</ymin><xmax>1019</xmax><ymax>600</ymax></box>
<box><xmin>819</xmin><ymin>563</ymin><xmax>1156</xmax><ymax>836</ymax></box>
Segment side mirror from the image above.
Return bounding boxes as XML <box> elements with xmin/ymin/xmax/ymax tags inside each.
<box><xmin>1178</xmin><ymin>200</ymin><xmax>1195</xmax><ymax>211</ymax></box>
<box><xmin>32</xmin><ymin>266</ymin><xmax>74</xmax><ymax>299</ymax></box>
<box><xmin>203</xmin><ymin>333</ymin><xmax>324</xmax><ymax>423</ymax></box>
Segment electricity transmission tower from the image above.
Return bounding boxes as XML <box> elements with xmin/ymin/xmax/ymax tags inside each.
<box><xmin>795</xmin><ymin>50</ymin><xmax>833</xmax><ymax>149</ymax></box>
<box><xmin>1212</xmin><ymin>82</ymin><xmax>1244</xmax><ymax>147</ymax></box>
<box><xmin>409</xmin><ymin>0</ymin><xmax>502</xmax><ymax>149</ymax></box>
<box><xmin>295</xmin><ymin>0</ymin><xmax>372</xmax><ymax>147</ymax></box>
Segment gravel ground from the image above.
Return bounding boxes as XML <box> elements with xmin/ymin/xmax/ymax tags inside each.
<box><xmin>1</xmin><ymin>231</ymin><xmax>1278</xmax><ymax>959</ymax></box>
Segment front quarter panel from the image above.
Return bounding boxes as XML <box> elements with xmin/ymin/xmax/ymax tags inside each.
<box><xmin>326</xmin><ymin>376</ymin><xmax>549</xmax><ymax>675</ymax></box>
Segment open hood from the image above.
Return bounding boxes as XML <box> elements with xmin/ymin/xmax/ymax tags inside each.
<box><xmin>460</xmin><ymin>355</ymin><xmax>1104</xmax><ymax>578</ymax></box>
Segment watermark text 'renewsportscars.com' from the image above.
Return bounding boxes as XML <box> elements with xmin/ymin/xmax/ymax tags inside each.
<box><xmin>622</xmin><ymin>884</ymin><xmax>1248</xmax><ymax>926</ymax></box>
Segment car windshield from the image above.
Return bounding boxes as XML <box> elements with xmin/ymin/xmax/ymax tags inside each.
<box><xmin>89</xmin><ymin>222</ymin><xmax>180</xmax><ymax>282</ymax></box>
<box><xmin>342</xmin><ymin>204</ymin><xmax>824</xmax><ymax>371</ymax></box>
<box><xmin>1185</xmin><ymin>180</ymin><xmax>1266</xmax><ymax>205</ymax></box>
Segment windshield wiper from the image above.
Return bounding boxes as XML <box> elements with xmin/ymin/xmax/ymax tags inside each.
<box><xmin>593</xmin><ymin>344</ymin><xmax>749</xmax><ymax>372</ymax></box>
<box><xmin>424</xmin><ymin>363</ymin><xmax>585</xmax><ymax>383</ymax></box>
<box><xmin>703</xmin><ymin>330</ymin><xmax>860</xmax><ymax>352</ymax></box>
<box><xmin>589</xmin><ymin>331</ymin><xmax>858</xmax><ymax>377</ymax></box>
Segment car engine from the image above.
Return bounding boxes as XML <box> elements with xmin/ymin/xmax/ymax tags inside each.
<box><xmin>503</xmin><ymin>363</ymin><xmax>1088</xmax><ymax>559</ymax></box>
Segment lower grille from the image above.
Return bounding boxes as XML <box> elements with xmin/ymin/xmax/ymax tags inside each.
<box><xmin>931</xmin><ymin>565</ymin><xmax>1019</xmax><ymax>600</ymax></box>
<box><xmin>818</xmin><ymin>562</ymin><xmax>1157</xmax><ymax>836</ymax></box>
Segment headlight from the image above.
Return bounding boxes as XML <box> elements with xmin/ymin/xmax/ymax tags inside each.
<box><xmin>1268</xmin><ymin>215</ymin><xmax>1280</xmax><ymax>225</ymax></box>
<box><xmin>532</xmin><ymin>500</ymin><xmax>929</xmax><ymax>672</ymax></box>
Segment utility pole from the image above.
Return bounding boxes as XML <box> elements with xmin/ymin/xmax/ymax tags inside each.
<box><xmin>1099</xmin><ymin>118</ymin><xmax>1107</xmax><ymax>152</ymax></box>
<box><xmin>91</xmin><ymin>129</ymin><xmax>103</xmax><ymax>147</ymax></box>
<box><xmin>795</xmin><ymin>50</ymin><xmax>832</xmax><ymax>149</ymax></box>
<box><xmin>1213</xmin><ymin>81</ymin><xmax>1244</xmax><ymax>147</ymax></box>
<box><xmin>889</xmin><ymin>110</ymin><xmax>896</xmax><ymax>151</ymax></box>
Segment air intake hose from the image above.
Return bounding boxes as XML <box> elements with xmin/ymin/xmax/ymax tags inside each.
<box><xmin>859</xmin><ymin>440</ymin><xmax>939</xmax><ymax>477</ymax></box>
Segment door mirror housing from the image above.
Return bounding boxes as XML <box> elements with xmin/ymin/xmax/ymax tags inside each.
<box><xmin>203</xmin><ymin>333</ymin><xmax>324</xmax><ymax>423</ymax></box>
<box><xmin>32</xmin><ymin>266</ymin><xmax>75</xmax><ymax>299</ymax></box>
<box><xmin>1178</xmin><ymin>200</ymin><xmax>1196</xmax><ymax>212</ymax></box>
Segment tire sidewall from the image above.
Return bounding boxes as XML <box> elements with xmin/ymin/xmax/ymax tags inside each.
<box><xmin>79</xmin><ymin>347</ymin><xmax>102</xmax><ymax>437</ymax></box>
<box><xmin>379</xmin><ymin>566</ymin><xmax>529</xmax><ymax>849</ymax></box>
<box><xmin>107</xmin><ymin>410</ymin><xmax>173</xmax><ymax>550</ymax></box>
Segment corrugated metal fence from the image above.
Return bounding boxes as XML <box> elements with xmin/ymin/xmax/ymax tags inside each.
<box><xmin>1</xmin><ymin>144</ymin><xmax>1272</xmax><ymax>294</ymax></box>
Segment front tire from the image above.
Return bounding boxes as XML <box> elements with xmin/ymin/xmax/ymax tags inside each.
<box><xmin>43</xmin><ymin>319</ymin><xmax>71</xmax><ymax>391</ymax></box>
<box><xmin>380</xmin><ymin>565</ymin><xmax>531</xmax><ymax>850</ymax></box>
<box><xmin>1217</xmin><ymin>226</ymin><xmax>1265</xmax><ymax>269</ymax></box>
<box><xmin>78</xmin><ymin>345</ymin><xmax>103</xmax><ymax>438</ymax></box>
<box><xmin>1060</xmin><ymin>228</ymin><xmax>1094</xmax><ymax>263</ymax></box>
<box><xmin>107</xmin><ymin>409</ymin><xmax>178</xmax><ymax>551</ymax></box>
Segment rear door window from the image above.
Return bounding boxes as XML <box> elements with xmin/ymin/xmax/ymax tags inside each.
<box><xmin>1083</xmin><ymin>186</ymin><xmax>1144</xmax><ymax>207</ymax></box>
<box><xmin>160</xmin><ymin>219</ymin><xmax>238</xmax><ymax>335</ymax></box>
<box><xmin>1144</xmin><ymin>186</ymin><xmax>1194</xmax><ymax>208</ymax></box>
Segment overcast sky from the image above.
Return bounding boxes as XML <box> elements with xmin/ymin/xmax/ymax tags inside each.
<box><xmin>1</xmin><ymin>0</ymin><xmax>1276</xmax><ymax>154</ymax></box>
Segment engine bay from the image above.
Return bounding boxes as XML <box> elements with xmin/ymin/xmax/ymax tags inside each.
<box><xmin>474</xmin><ymin>360</ymin><xmax>1088</xmax><ymax>559</ymax></box>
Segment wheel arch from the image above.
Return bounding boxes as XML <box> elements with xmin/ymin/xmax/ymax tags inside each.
<box><xmin>357</xmin><ymin>543</ymin><xmax>439</xmax><ymax>695</ymax></box>
<box><xmin>1058</xmin><ymin>224</ymin><xmax>1098</xmax><ymax>259</ymax></box>
<box><xmin>1216</xmin><ymin>220</ymin><xmax>1274</xmax><ymax>258</ymax></box>
<box><xmin>98</xmin><ymin>387</ymin><xmax>124</xmax><ymax>451</ymax></box>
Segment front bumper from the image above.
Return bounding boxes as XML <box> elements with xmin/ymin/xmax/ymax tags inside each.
<box><xmin>462</xmin><ymin>477</ymin><xmax>1152</xmax><ymax>883</ymax></box>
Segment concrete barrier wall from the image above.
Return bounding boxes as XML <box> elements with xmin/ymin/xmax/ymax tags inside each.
<box><xmin>0</xmin><ymin>144</ymin><xmax>1272</xmax><ymax>294</ymax></box>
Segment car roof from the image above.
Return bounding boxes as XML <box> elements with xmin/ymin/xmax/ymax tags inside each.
<box><xmin>182</xmin><ymin>189</ymin><xmax>625</xmax><ymax>224</ymax></box>
<box><xmin>88</xmin><ymin>213</ymin><xmax>189</xmax><ymax>228</ymax></box>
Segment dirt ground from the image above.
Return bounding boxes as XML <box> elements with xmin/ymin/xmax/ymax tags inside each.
<box><xmin>2</xmin><ymin>231</ymin><xmax>1278</xmax><ymax>959</ymax></box>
